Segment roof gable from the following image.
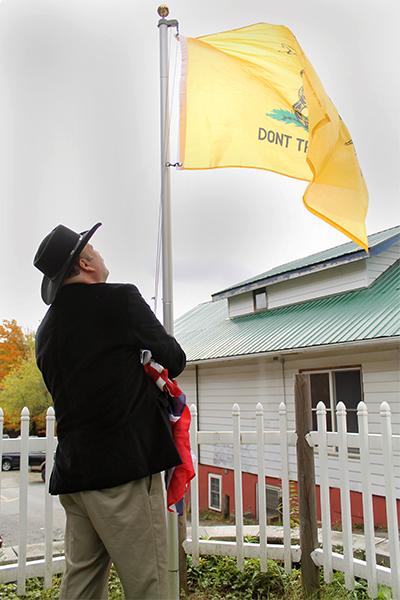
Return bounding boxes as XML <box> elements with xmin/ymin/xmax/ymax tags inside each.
<box><xmin>212</xmin><ymin>225</ymin><xmax>400</xmax><ymax>301</ymax></box>
<box><xmin>176</xmin><ymin>260</ymin><xmax>400</xmax><ymax>362</ymax></box>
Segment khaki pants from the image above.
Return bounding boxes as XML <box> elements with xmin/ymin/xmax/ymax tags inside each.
<box><xmin>59</xmin><ymin>473</ymin><xmax>168</xmax><ymax>600</ymax></box>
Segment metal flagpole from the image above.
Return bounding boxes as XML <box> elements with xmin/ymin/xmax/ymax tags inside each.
<box><xmin>157</xmin><ymin>5</ymin><xmax>180</xmax><ymax>599</ymax></box>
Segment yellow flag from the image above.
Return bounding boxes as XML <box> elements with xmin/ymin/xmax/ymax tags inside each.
<box><xmin>179</xmin><ymin>23</ymin><xmax>368</xmax><ymax>250</ymax></box>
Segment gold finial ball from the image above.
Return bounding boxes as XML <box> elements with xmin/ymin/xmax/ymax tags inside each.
<box><xmin>157</xmin><ymin>5</ymin><xmax>169</xmax><ymax>18</ymax></box>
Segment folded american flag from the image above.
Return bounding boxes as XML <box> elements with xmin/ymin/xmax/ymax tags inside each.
<box><xmin>141</xmin><ymin>350</ymin><xmax>195</xmax><ymax>515</ymax></box>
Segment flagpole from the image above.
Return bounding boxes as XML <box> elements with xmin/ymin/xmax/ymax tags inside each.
<box><xmin>158</xmin><ymin>5</ymin><xmax>180</xmax><ymax>599</ymax></box>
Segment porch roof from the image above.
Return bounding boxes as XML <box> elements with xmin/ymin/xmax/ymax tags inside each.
<box><xmin>175</xmin><ymin>261</ymin><xmax>400</xmax><ymax>362</ymax></box>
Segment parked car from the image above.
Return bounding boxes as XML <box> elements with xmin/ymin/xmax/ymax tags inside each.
<box><xmin>1</xmin><ymin>451</ymin><xmax>46</xmax><ymax>472</ymax></box>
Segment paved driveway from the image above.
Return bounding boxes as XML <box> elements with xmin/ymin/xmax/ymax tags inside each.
<box><xmin>0</xmin><ymin>470</ymin><xmax>65</xmax><ymax>547</ymax></box>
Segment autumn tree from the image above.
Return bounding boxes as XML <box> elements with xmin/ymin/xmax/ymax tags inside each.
<box><xmin>0</xmin><ymin>337</ymin><xmax>51</xmax><ymax>435</ymax></box>
<box><xmin>0</xmin><ymin>319</ymin><xmax>29</xmax><ymax>386</ymax></box>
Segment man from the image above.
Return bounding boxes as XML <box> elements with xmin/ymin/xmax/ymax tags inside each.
<box><xmin>34</xmin><ymin>222</ymin><xmax>186</xmax><ymax>600</ymax></box>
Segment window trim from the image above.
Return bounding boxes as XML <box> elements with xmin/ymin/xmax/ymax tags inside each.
<box><xmin>253</xmin><ymin>288</ymin><xmax>268</xmax><ymax>312</ymax></box>
<box><xmin>301</xmin><ymin>366</ymin><xmax>363</xmax><ymax>455</ymax></box>
<box><xmin>208</xmin><ymin>473</ymin><xmax>222</xmax><ymax>512</ymax></box>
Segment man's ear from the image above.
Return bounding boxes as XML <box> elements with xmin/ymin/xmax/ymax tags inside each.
<box><xmin>79</xmin><ymin>257</ymin><xmax>95</xmax><ymax>273</ymax></box>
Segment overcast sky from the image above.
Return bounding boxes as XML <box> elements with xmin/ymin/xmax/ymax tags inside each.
<box><xmin>0</xmin><ymin>0</ymin><xmax>399</xmax><ymax>333</ymax></box>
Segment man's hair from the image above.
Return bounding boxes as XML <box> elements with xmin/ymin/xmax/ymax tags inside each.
<box><xmin>64</xmin><ymin>250</ymin><xmax>92</xmax><ymax>279</ymax></box>
<box><xmin>65</xmin><ymin>258</ymin><xmax>81</xmax><ymax>279</ymax></box>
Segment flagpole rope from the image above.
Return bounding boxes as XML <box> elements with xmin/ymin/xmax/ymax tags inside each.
<box><xmin>153</xmin><ymin>29</ymin><xmax>179</xmax><ymax>315</ymax></box>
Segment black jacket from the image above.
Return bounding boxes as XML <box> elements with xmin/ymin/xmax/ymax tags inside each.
<box><xmin>35</xmin><ymin>282</ymin><xmax>186</xmax><ymax>495</ymax></box>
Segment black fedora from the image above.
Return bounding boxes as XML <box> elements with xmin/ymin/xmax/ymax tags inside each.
<box><xmin>34</xmin><ymin>222</ymin><xmax>102</xmax><ymax>305</ymax></box>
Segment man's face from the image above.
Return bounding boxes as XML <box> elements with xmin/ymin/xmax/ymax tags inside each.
<box><xmin>80</xmin><ymin>243</ymin><xmax>109</xmax><ymax>282</ymax></box>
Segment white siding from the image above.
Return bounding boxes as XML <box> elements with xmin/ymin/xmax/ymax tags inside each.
<box><xmin>177</xmin><ymin>366</ymin><xmax>197</xmax><ymax>407</ymax></box>
<box><xmin>267</xmin><ymin>261</ymin><xmax>368</xmax><ymax>309</ymax></box>
<box><xmin>367</xmin><ymin>241</ymin><xmax>400</xmax><ymax>284</ymax></box>
<box><xmin>228</xmin><ymin>292</ymin><xmax>254</xmax><ymax>317</ymax></box>
<box><xmin>226</xmin><ymin>241</ymin><xmax>398</xmax><ymax>318</ymax></box>
<box><xmin>195</xmin><ymin>344</ymin><xmax>400</xmax><ymax>497</ymax></box>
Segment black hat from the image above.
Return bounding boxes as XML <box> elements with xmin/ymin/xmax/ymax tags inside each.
<box><xmin>34</xmin><ymin>223</ymin><xmax>102</xmax><ymax>305</ymax></box>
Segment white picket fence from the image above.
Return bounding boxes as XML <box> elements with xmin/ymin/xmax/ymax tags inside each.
<box><xmin>1</xmin><ymin>401</ymin><xmax>399</xmax><ymax>598</ymax></box>
<box><xmin>310</xmin><ymin>401</ymin><xmax>400</xmax><ymax>599</ymax></box>
<box><xmin>0</xmin><ymin>407</ymin><xmax>61</xmax><ymax>596</ymax></box>
<box><xmin>184</xmin><ymin>402</ymin><xmax>299</xmax><ymax>572</ymax></box>
<box><xmin>186</xmin><ymin>400</ymin><xmax>400</xmax><ymax>599</ymax></box>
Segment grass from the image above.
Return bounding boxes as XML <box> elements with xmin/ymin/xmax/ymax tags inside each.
<box><xmin>0</xmin><ymin>569</ymin><xmax>123</xmax><ymax>599</ymax></box>
<box><xmin>0</xmin><ymin>558</ymin><xmax>394</xmax><ymax>599</ymax></box>
<box><xmin>184</xmin><ymin>555</ymin><xmax>393</xmax><ymax>599</ymax></box>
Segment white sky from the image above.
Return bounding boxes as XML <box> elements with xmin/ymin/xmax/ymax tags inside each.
<box><xmin>0</xmin><ymin>0</ymin><xmax>399</xmax><ymax>333</ymax></box>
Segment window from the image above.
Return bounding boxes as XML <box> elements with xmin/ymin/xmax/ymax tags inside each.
<box><xmin>208</xmin><ymin>474</ymin><xmax>222</xmax><ymax>511</ymax></box>
<box><xmin>255</xmin><ymin>484</ymin><xmax>282</xmax><ymax>521</ymax></box>
<box><xmin>266</xmin><ymin>485</ymin><xmax>281</xmax><ymax>521</ymax></box>
<box><xmin>306</xmin><ymin>368</ymin><xmax>363</xmax><ymax>436</ymax></box>
<box><xmin>253</xmin><ymin>289</ymin><xmax>268</xmax><ymax>311</ymax></box>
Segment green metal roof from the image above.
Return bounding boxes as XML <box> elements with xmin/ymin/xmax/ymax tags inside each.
<box><xmin>213</xmin><ymin>225</ymin><xmax>400</xmax><ymax>300</ymax></box>
<box><xmin>175</xmin><ymin>261</ymin><xmax>400</xmax><ymax>362</ymax></box>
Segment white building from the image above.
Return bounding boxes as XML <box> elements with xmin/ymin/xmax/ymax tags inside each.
<box><xmin>175</xmin><ymin>225</ymin><xmax>400</xmax><ymax>525</ymax></box>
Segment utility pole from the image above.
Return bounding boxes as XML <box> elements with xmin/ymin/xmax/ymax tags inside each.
<box><xmin>294</xmin><ymin>374</ymin><xmax>320</xmax><ymax>597</ymax></box>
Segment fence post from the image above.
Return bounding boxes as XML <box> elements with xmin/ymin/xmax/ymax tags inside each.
<box><xmin>44</xmin><ymin>406</ymin><xmax>56</xmax><ymax>589</ymax></box>
<box><xmin>316</xmin><ymin>401</ymin><xmax>332</xmax><ymax>583</ymax></box>
<box><xmin>336</xmin><ymin>402</ymin><xmax>354</xmax><ymax>591</ymax></box>
<box><xmin>294</xmin><ymin>374</ymin><xmax>320</xmax><ymax>597</ymax></box>
<box><xmin>279</xmin><ymin>402</ymin><xmax>292</xmax><ymax>574</ymax></box>
<box><xmin>232</xmin><ymin>403</ymin><xmax>244</xmax><ymax>570</ymax></box>
<box><xmin>380</xmin><ymin>401</ymin><xmax>400</xmax><ymax>599</ymax></box>
<box><xmin>256</xmin><ymin>402</ymin><xmax>267</xmax><ymax>572</ymax></box>
<box><xmin>358</xmin><ymin>401</ymin><xmax>378</xmax><ymax>599</ymax></box>
<box><xmin>17</xmin><ymin>407</ymin><xmax>30</xmax><ymax>597</ymax></box>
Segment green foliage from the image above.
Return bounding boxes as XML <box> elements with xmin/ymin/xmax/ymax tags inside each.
<box><xmin>184</xmin><ymin>556</ymin><xmax>393</xmax><ymax>600</ymax></box>
<box><xmin>0</xmin><ymin>559</ymin><xmax>394</xmax><ymax>599</ymax></box>
<box><xmin>185</xmin><ymin>555</ymin><xmax>300</xmax><ymax>599</ymax></box>
<box><xmin>244</xmin><ymin>535</ymin><xmax>259</xmax><ymax>543</ymax></box>
<box><xmin>0</xmin><ymin>576</ymin><xmax>63</xmax><ymax>599</ymax></box>
<box><xmin>0</xmin><ymin>338</ymin><xmax>51</xmax><ymax>435</ymax></box>
<box><xmin>0</xmin><ymin>569</ymin><xmax>124</xmax><ymax>599</ymax></box>
<box><xmin>198</xmin><ymin>510</ymin><xmax>234</xmax><ymax>524</ymax></box>
<box><xmin>378</xmin><ymin>586</ymin><xmax>394</xmax><ymax>599</ymax></box>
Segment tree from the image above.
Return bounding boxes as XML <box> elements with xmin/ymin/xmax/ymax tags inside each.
<box><xmin>0</xmin><ymin>339</ymin><xmax>51</xmax><ymax>435</ymax></box>
<box><xmin>0</xmin><ymin>319</ymin><xmax>29</xmax><ymax>386</ymax></box>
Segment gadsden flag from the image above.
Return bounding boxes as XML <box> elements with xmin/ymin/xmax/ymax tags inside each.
<box><xmin>179</xmin><ymin>23</ymin><xmax>368</xmax><ymax>250</ymax></box>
